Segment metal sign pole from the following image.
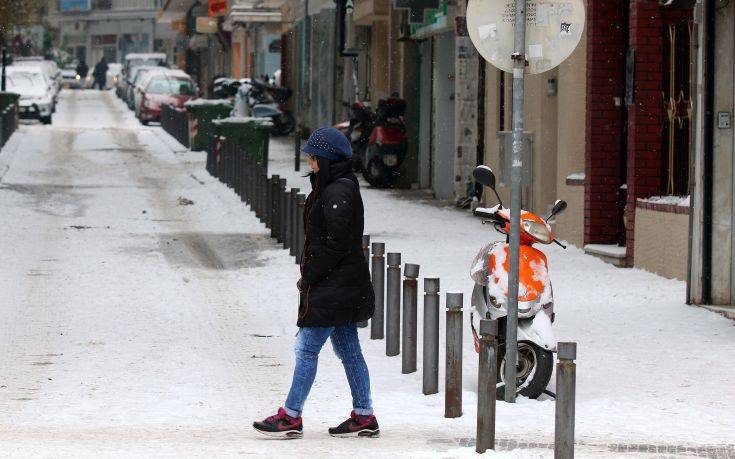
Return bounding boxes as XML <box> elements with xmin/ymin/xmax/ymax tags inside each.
<box><xmin>504</xmin><ymin>0</ymin><xmax>528</xmax><ymax>404</ymax></box>
<box><xmin>1</xmin><ymin>49</ymin><xmax>6</xmax><ymax>91</ymax></box>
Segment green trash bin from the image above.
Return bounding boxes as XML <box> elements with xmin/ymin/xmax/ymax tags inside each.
<box><xmin>184</xmin><ymin>99</ymin><xmax>233</xmax><ymax>151</ymax></box>
<box><xmin>0</xmin><ymin>92</ymin><xmax>20</xmax><ymax>142</ymax></box>
<box><xmin>0</xmin><ymin>92</ymin><xmax>20</xmax><ymax>112</ymax></box>
<box><xmin>211</xmin><ymin>117</ymin><xmax>272</xmax><ymax>166</ymax></box>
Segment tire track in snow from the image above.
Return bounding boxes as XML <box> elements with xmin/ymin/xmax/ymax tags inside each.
<box><xmin>0</xmin><ymin>126</ymin><xmax>80</xmax><ymax>418</ymax></box>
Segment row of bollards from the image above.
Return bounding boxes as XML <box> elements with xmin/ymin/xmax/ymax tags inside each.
<box><xmin>206</xmin><ymin>138</ymin><xmax>307</xmax><ymax>268</ymax></box>
<box><xmin>361</xmin><ymin>241</ymin><xmax>577</xmax><ymax>457</ymax></box>
<box><xmin>204</xmin><ymin>139</ymin><xmax>577</xmax><ymax>457</ymax></box>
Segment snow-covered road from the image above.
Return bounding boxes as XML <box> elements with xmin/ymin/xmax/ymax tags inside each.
<box><xmin>0</xmin><ymin>90</ymin><xmax>733</xmax><ymax>458</ymax></box>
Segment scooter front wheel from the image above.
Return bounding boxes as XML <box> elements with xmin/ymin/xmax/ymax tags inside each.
<box><xmin>270</xmin><ymin>112</ymin><xmax>295</xmax><ymax>136</ymax></box>
<box><xmin>362</xmin><ymin>157</ymin><xmax>386</xmax><ymax>187</ymax></box>
<box><xmin>496</xmin><ymin>341</ymin><xmax>553</xmax><ymax>400</ymax></box>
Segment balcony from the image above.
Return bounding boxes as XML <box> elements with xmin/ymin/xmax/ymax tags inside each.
<box><xmin>92</xmin><ymin>0</ymin><xmax>162</xmax><ymax>10</ymax></box>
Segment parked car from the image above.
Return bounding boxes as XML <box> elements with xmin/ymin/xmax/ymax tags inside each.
<box><xmin>118</xmin><ymin>52</ymin><xmax>166</xmax><ymax>100</ymax></box>
<box><xmin>13</xmin><ymin>57</ymin><xmax>61</xmax><ymax>110</ymax></box>
<box><xmin>106</xmin><ymin>63</ymin><xmax>122</xmax><ymax>90</ymax></box>
<box><xmin>61</xmin><ymin>67</ymin><xmax>79</xmax><ymax>88</ymax></box>
<box><xmin>4</xmin><ymin>66</ymin><xmax>55</xmax><ymax>124</ymax></box>
<box><xmin>136</xmin><ymin>72</ymin><xmax>197</xmax><ymax>125</ymax></box>
<box><xmin>125</xmin><ymin>65</ymin><xmax>161</xmax><ymax>110</ymax></box>
<box><xmin>60</xmin><ymin>66</ymin><xmax>90</xmax><ymax>89</ymax></box>
<box><xmin>133</xmin><ymin>68</ymin><xmax>189</xmax><ymax>113</ymax></box>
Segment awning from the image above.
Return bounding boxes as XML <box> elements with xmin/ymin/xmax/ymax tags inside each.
<box><xmin>223</xmin><ymin>1</ymin><xmax>285</xmax><ymax>29</ymax></box>
<box><xmin>157</xmin><ymin>0</ymin><xmax>199</xmax><ymax>23</ymax></box>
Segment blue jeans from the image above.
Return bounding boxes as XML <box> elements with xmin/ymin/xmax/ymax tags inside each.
<box><xmin>284</xmin><ymin>324</ymin><xmax>373</xmax><ymax>418</ymax></box>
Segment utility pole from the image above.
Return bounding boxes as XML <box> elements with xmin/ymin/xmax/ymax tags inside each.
<box><xmin>503</xmin><ymin>0</ymin><xmax>527</xmax><ymax>404</ymax></box>
<box><xmin>466</xmin><ymin>0</ymin><xmax>584</xmax><ymax>404</ymax></box>
<box><xmin>1</xmin><ymin>48</ymin><xmax>6</xmax><ymax>91</ymax></box>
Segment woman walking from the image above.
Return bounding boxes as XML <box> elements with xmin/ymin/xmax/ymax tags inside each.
<box><xmin>253</xmin><ymin>127</ymin><xmax>377</xmax><ymax>439</ymax></box>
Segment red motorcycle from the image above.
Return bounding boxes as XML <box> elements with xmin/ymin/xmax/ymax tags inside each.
<box><xmin>334</xmin><ymin>101</ymin><xmax>374</xmax><ymax>172</ymax></box>
<box><xmin>335</xmin><ymin>95</ymin><xmax>407</xmax><ymax>187</ymax></box>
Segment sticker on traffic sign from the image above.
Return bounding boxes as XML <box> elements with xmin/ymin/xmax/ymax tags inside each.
<box><xmin>466</xmin><ymin>0</ymin><xmax>585</xmax><ymax>74</ymax></box>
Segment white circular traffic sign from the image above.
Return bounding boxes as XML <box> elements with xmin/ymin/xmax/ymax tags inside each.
<box><xmin>466</xmin><ymin>0</ymin><xmax>585</xmax><ymax>74</ymax></box>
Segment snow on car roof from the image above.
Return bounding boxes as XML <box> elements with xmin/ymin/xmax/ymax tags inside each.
<box><xmin>6</xmin><ymin>65</ymin><xmax>44</xmax><ymax>74</ymax></box>
<box><xmin>124</xmin><ymin>53</ymin><xmax>166</xmax><ymax>61</ymax></box>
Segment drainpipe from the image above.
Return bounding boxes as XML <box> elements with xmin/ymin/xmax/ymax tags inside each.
<box><xmin>338</xmin><ymin>0</ymin><xmax>358</xmax><ymax>57</ymax></box>
<box><xmin>701</xmin><ymin>0</ymin><xmax>715</xmax><ymax>304</ymax></box>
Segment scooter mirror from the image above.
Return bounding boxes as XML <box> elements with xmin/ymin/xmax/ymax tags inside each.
<box><xmin>473</xmin><ymin>165</ymin><xmax>496</xmax><ymax>190</ymax></box>
<box><xmin>547</xmin><ymin>199</ymin><xmax>568</xmax><ymax>220</ymax></box>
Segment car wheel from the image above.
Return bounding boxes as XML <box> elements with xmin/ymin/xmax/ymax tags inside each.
<box><xmin>41</xmin><ymin>115</ymin><xmax>52</xmax><ymax>125</ymax></box>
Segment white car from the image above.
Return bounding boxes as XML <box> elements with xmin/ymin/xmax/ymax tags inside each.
<box><xmin>106</xmin><ymin>63</ymin><xmax>122</xmax><ymax>90</ymax></box>
<box><xmin>4</xmin><ymin>66</ymin><xmax>55</xmax><ymax>124</ymax></box>
<box><xmin>13</xmin><ymin>57</ymin><xmax>61</xmax><ymax>110</ymax></box>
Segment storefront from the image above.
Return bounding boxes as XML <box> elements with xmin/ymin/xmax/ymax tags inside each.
<box><xmin>412</xmin><ymin>2</ymin><xmax>457</xmax><ymax>200</ymax></box>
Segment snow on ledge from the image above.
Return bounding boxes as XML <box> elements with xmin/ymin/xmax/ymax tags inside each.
<box><xmin>184</xmin><ymin>99</ymin><xmax>233</xmax><ymax>108</ymax></box>
<box><xmin>212</xmin><ymin>117</ymin><xmax>273</xmax><ymax>127</ymax></box>
<box><xmin>566</xmin><ymin>172</ymin><xmax>585</xmax><ymax>181</ymax></box>
<box><xmin>584</xmin><ymin>244</ymin><xmax>627</xmax><ymax>258</ymax></box>
<box><xmin>637</xmin><ymin>195</ymin><xmax>690</xmax><ymax>207</ymax></box>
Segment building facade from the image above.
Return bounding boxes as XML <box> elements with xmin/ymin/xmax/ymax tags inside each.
<box><xmin>52</xmin><ymin>0</ymin><xmax>175</xmax><ymax>65</ymax></box>
<box><xmin>154</xmin><ymin>0</ymin><xmax>733</xmax><ymax>309</ymax></box>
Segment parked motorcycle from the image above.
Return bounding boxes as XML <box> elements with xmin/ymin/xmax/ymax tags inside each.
<box><xmin>334</xmin><ymin>101</ymin><xmax>375</xmax><ymax>171</ymax></box>
<box><xmin>362</xmin><ymin>96</ymin><xmax>407</xmax><ymax>187</ymax></box>
<box><xmin>231</xmin><ymin>79</ymin><xmax>295</xmax><ymax>136</ymax></box>
<box><xmin>469</xmin><ymin>165</ymin><xmax>568</xmax><ymax>399</ymax></box>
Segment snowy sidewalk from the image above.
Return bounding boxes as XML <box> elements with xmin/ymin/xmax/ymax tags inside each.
<box><xmin>0</xmin><ymin>90</ymin><xmax>733</xmax><ymax>458</ymax></box>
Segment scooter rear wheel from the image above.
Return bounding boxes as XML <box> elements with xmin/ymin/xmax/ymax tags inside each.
<box><xmin>496</xmin><ymin>341</ymin><xmax>553</xmax><ymax>400</ymax></box>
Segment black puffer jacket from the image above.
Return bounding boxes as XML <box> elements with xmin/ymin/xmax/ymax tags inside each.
<box><xmin>297</xmin><ymin>158</ymin><xmax>375</xmax><ymax>327</ymax></box>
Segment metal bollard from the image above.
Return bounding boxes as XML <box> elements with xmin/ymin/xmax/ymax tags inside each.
<box><xmin>289</xmin><ymin>190</ymin><xmax>299</xmax><ymax>257</ymax></box>
<box><xmin>231</xmin><ymin>144</ymin><xmax>238</xmax><ymax>190</ymax></box>
<box><xmin>250</xmin><ymin>156</ymin><xmax>258</xmax><ymax>208</ymax></box>
<box><xmin>234</xmin><ymin>145</ymin><xmax>240</xmax><ymax>192</ymax></box>
<box><xmin>423</xmin><ymin>277</ymin><xmax>440</xmax><ymax>395</ymax></box>
<box><xmin>257</xmin><ymin>166</ymin><xmax>265</xmax><ymax>221</ymax></box>
<box><xmin>476</xmin><ymin>319</ymin><xmax>499</xmax><ymax>454</ymax></box>
<box><xmin>276</xmin><ymin>178</ymin><xmax>287</xmax><ymax>242</ymax></box>
<box><xmin>555</xmin><ymin>342</ymin><xmax>577</xmax><ymax>459</ymax></box>
<box><xmin>247</xmin><ymin>154</ymin><xmax>255</xmax><ymax>205</ymax></box>
<box><xmin>370</xmin><ymin>242</ymin><xmax>385</xmax><ymax>340</ymax></box>
<box><xmin>295</xmin><ymin>193</ymin><xmax>306</xmax><ymax>264</ymax></box>
<box><xmin>362</xmin><ymin>235</ymin><xmax>371</xmax><ymax>264</ymax></box>
<box><xmin>253</xmin><ymin>165</ymin><xmax>260</xmax><ymax>217</ymax></box>
<box><xmin>294</xmin><ymin>127</ymin><xmax>301</xmax><ymax>172</ymax></box>
<box><xmin>242</xmin><ymin>149</ymin><xmax>247</xmax><ymax>197</ymax></box>
<box><xmin>357</xmin><ymin>235</ymin><xmax>370</xmax><ymax>328</ymax></box>
<box><xmin>385</xmin><ymin>253</ymin><xmax>401</xmax><ymax>356</ymax></box>
<box><xmin>265</xmin><ymin>175</ymin><xmax>273</xmax><ymax>228</ymax></box>
<box><xmin>239</xmin><ymin>149</ymin><xmax>246</xmax><ymax>198</ymax></box>
<box><xmin>261</xmin><ymin>168</ymin><xmax>269</xmax><ymax>223</ymax></box>
<box><xmin>279</xmin><ymin>182</ymin><xmax>288</xmax><ymax>244</ymax></box>
<box><xmin>244</xmin><ymin>153</ymin><xmax>251</xmax><ymax>204</ymax></box>
<box><xmin>282</xmin><ymin>187</ymin><xmax>291</xmax><ymax>248</ymax></box>
<box><xmin>220</xmin><ymin>140</ymin><xmax>227</xmax><ymax>185</ymax></box>
<box><xmin>445</xmin><ymin>292</ymin><xmax>463</xmax><ymax>418</ymax></box>
<box><xmin>402</xmin><ymin>263</ymin><xmax>419</xmax><ymax>374</ymax></box>
<box><xmin>270</xmin><ymin>175</ymin><xmax>280</xmax><ymax>238</ymax></box>
<box><xmin>285</xmin><ymin>188</ymin><xmax>299</xmax><ymax>250</ymax></box>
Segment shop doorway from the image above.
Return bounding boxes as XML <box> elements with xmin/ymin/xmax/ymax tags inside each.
<box><xmin>431</xmin><ymin>31</ymin><xmax>455</xmax><ymax>200</ymax></box>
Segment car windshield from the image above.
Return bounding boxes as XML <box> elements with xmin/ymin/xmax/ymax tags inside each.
<box><xmin>146</xmin><ymin>78</ymin><xmax>195</xmax><ymax>95</ymax></box>
<box><xmin>6</xmin><ymin>71</ymin><xmax>45</xmax><ymax>90</ymax></box>
<box><xmin>129</xmin><ymin>58</ymin><xmax>164</xmax><ymax>70</ymax></box>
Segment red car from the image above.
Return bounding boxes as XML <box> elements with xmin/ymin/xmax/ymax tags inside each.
<box><xmin>136</xmin><ymin>72</ymin><xmax>197</xmax><ymax>125</ymax></box>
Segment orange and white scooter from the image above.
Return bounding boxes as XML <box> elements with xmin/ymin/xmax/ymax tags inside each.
<box><xmin>469</xmin><ymin>166</ymin><xmax>568</xmax><ymax>399</ymax></box>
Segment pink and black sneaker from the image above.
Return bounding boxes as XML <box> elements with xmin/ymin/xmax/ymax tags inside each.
<box><xmin>253</xmin><ymin>408</ymin><xmax>303</xmax><ymax>439</ymax></box>
<box><xmin>328</xmin><ymin>411</ymin><xmax>380</xmax><ymax>438</ymax></box>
